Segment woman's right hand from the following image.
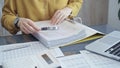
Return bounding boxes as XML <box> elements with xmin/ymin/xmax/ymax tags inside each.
<box><xmin>18</xmin><ymin>18</ymin><xmax>40</xmax><ymax>34</ymax></box>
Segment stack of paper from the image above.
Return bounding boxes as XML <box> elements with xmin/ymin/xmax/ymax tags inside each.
<box><xmin>57</xmin><ymin>50</ymin><xmax>120</xmax><ymax>68</ymax></box>
<box><xmin>33</xmin><ymin>20</ymin><xmax>104</xmax><ymax>48</ymax></box>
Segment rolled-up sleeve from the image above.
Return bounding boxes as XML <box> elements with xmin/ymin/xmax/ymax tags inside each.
<box><xmin>67</xmin><ymin>0</ymin><xmax>83</xmax><ymax>17</ymax></box>
<box><xmin>1</xmin><ymin>0</ymin><xmax>19</xmax><ymax>34</ymax></box>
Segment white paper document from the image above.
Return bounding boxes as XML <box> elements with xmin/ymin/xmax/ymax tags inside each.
<box><xmin>57</xmin><ymin>54</ymin><xmax>90</xmax><ymax>68</ymax></box>
<box><xmin>57</xmin><ymin>50</ymin><xmax>120</xmax><ymax>68</ymax></box>
<box><xmin>0</xmin><ymin>41</ymin><xmax>64</xmax><ymax>68</ymax></box>
<box><xmin>0</xmin><ymin>52</ymin><xmax>3</xmax><ymax>65</ymax></box>
<box><xmin>33</xmin><ymin>20</ymin><xmax>86</xmax><ymax>47</ymax></box>
<box><xmin>49</xmin><ymin>48</ymin><xmax>64</xmax><ymax>58</ymax></box>
<box><xmin>33</xmin><ymin>20</ymin><xmax>103</xmax><ymax>48</ymax></box>
<box><xmin>81</xmin><ymin>51</ymin><xmax>120</xmax><ymax>68</ymax></box>
<box><xmin>0</xmin><ymin>42</ymin><xmax>48</xmax><ymax>61</ymax></box>
<box><xmin>2</xmin><ymin>51</ymin><xmax>60</xmax><ymax>68</ymax></box>
<box><xmin>0</xmin><ymin>41</ymin><xmax>64</xmax><ymax>62</ymax></box>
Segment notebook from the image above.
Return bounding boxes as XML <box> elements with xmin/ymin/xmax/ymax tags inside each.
<box><xmin>32</xmin><ymin>20</ymin><xmax>104</xmax><ymax>48</ymax></box>
<box><xmin>57</xmin><ymin>50</ymin><xmax>120</xmax><ymax>68</ymax></box>
<box><xmin>86</xmin><ymin>31</ymin><xmax>120</xmax><ymax>60</ymax></box>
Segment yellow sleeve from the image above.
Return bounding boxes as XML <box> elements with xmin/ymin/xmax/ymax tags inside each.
<box><xmin>1</xmin><ymin>0</ymin><xmax>19</xmax><ymax>34</ymax></box>
<box><xmin>67</xmin><ymin>0</ymin><xmax>83</xmax><ymax>17</ymax></box>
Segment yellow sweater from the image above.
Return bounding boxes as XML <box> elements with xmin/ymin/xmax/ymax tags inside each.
<box><xmin>1</xmin><ymin>0</ymin><xmax>83</xmax><ymax>34</ymax></box>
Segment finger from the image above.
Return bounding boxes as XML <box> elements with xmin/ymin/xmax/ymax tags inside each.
<box><xmin>51</xmin><ymin>10</ymin><xmax>60</xmax><ymax>24</ymax></box>
<box><xmin>52</xmin><ymin>10</ymin><xmax>60</xmax><ymax>21</ymax></box>
<box><xmin>51</xmin><ymin>17</ymin><xmax>58</xmax><ymax>25</ymax></box>
<box><xmin>55</xmin><ymin>14</ymin><xmax>65</xmax><ymax>25</ymax></box>
<box><xmin>22</xmin><ymin>24</ymin><xmax>31</xmax><ymax>34</ymax></box>
<box><xmin>58</xmin><ymin>12</ymin><xmax>70</xmax><ymax>24</ymax></box>
<box><xmin>27</xmin><ymin>20</ymin><xmax>40</xmax><ymax>31</ymax></box>
<box><xmin>58</xmin><ymin>16</ymin><xmax>66</xmax><ymax>24</ymax></box>
<box><xmin>52</xmin><ymin>12</ymin><xmax>62</xmax><ymax>25</ymax></box>
<box><xmin>51</xmin><ymin>16</ymin><xmax>58</xmax><ymax>25</ymax></box>
<box><xmin>59</xmin><ymin>13</ymin><xmax>68</xmax><ymax>24</ymax></box>
<box><xmin>23</xmin><ymin>26</ymin><xmax>31</xmax><ymax>34</ymax></box>
<box><xmin>18</xmin><ymin>20</ymin><xmax>28</xmax><ymax>34</ymax></box>
<box><xmin>20</xmin><ymin>26</ymin><xmax>29</xmax><ymax>34</ymax></box>
<box><xmin>23</xmin><ymin>22</ymin><xmax>36</xmax><ymax>33</ymax></box>
<box><xmin>54</xmin><ymin>11</ymin><xmax>66</xmax><ymax>25</ymax></box>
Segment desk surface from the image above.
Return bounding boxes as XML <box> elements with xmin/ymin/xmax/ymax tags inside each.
<box><xmin>0</xmin><ymin>24</ymin><xmax>119</xmax><ymax>55</ymax></box>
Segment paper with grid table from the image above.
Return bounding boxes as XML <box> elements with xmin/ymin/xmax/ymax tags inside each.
<box><xmin>0</xmin><ymin>41</ymin><xmax>64</xmax><ymax>63</ymax></box>
<box><xmin>2</xmin><ymin>50</ymin><xmax>61</xmax><ymax>68</ymax></box>
<box><xmin>57</xmin><ymin>50</ymin><xmax>120</xmax><ymax>68</ymax></box>
<box><xmin>0</xmin><ymin>42</ymin><xmax>47</xmax><ymax>62</ymax></box>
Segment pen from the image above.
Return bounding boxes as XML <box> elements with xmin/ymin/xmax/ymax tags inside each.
<box><xmin>56</xmin><ymin>66</ymin><xmax>62</xmax><ymax>68</ymax></box>
<box><xmin>35</xmin><ymin>66</ymin><xmax>37</xmax><ymax>68</ymax></box>
<box><xmin>41</xmin><ymin>26</ymin><xmax>59</xmax><ymax>31</ymax></box>
<box><xmin>2</xmin><ymin>44</ymin><xmax>31</xmax><ymax>52</ymax></box>
<box><xmin>0</xmin><ymin>65</ymin><xmax>3</xmax><ymax>68</ymax></box>
<box><xmin>34</xmin><ymin>66</ymin><xmax>61</xmax><ymax>68</ymax></box>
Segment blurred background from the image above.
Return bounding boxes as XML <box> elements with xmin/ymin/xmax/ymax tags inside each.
<box><xmin>0</xmin><ymin>0</ymin><xmax>119</xmax><ymax>36</ymax></box>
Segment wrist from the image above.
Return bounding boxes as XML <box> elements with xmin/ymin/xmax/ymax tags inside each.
<box><xmin>14</xmin><ymin>17</ymin><xmax>20</xmax><ymax>29</ymax></box>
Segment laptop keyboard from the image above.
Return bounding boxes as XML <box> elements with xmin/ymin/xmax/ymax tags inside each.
<box><xmin>105</xmin><ymin>42</ymin><xmax>120</xmax><ymax>57</ymax></box>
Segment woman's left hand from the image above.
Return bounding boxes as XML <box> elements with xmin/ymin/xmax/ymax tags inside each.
<box><xmin>51</xmin><ymin>7</ymin><xmax>72</xmax><ymax>25</ymax></box>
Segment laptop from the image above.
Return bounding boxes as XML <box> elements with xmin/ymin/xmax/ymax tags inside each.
<box><xmin>85</xmin><ymin>31</ymin><xmax>120</xmax><ymax>61</ymax></box>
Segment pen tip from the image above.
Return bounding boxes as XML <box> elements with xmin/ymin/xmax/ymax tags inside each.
<box><xmin>57</xmin><ymin>66</ymin><xmax>62</xmax><ymax>68</ymax></box>
<box><xmin>35</xmin><ymin>66</ymin><xmax>37</xmax><ymax>68</ymax></box>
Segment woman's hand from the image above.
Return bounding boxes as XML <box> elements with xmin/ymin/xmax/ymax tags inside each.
<box><xmin>51</xmin><ymin>7</ymin><xmax>72</xmax><ymax>25</ymax></box>
<box><xmin>18</xmin><ymin>18</ymin><xmax>40</xmax><ymax>34</ymax></box>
